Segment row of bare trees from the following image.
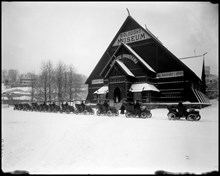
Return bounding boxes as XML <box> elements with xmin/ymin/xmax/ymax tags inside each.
<box><xmin>32</xmin><ymin>60</ymin><xmax>87</xmax><ymax>102</ymax></box>
<box><xmin>2</xmin><ymin>60</ymin><xmax>87</xmax><ymax>102</ymax></box>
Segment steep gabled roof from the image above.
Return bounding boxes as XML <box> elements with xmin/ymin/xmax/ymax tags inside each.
<box><xmin>85</xmin><ymin>15</ymin><xmax>203</xmax><ymax>84</ymax></box>
<box><xmin>138</xmin><ymin>20</ymin><xmax>204</xmax><ymax>82</ymax></box>
<box><xmin>99</xmin><ymin>42</ymin><xmax>123</xmax><ymax>77</ymax></box>
<box><xmin>115</xmin><ymin>60</ymin><xmax>135</xmax><ymax>77</ymax></box>
<box><xmin>104</xmin><ymin>59</ymin><xmax>135</xmax><ymax>78</ymax></box>
<box><xmin>144</xmin><ymin>25</ymin><xmax>163</xmax><ymax>45</ymax></box>
<box><xmin>130</xmin><ymin>16</ymin><xmax>204</xmax><ymax>83</ymax></box>
<box><xmin>100</xmin><ymin>42</ymin><xmax>155</xmax><ymax>78</ymax></box>
<box><xmin>85</xmin><ymin>15</ymin><xmax>135</xmax><ymax>84</ymax></box>
<box><xmin>123</xmin><ymin>43</ymin><xmax>155</xmax><ymax>73</ymax></box>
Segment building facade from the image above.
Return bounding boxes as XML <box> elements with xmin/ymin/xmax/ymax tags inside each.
<box><xmin>85</xmin><ymin>15</ymin><xmax>209</xmax><ymax>104</ymax></box>
<box><xmin>205</xmin><ymin>66</ymin><xmax>218</xmax><ymax>99</ymax></box>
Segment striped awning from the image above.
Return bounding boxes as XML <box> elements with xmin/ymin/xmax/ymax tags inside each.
<box><xmin>192</xmin><ymin>89</ymin><xmax>210</xmax><ymax>103</ymax></box>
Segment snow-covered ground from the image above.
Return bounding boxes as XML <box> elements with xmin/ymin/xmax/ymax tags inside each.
<box><xmin>2</xmin><ymin>100</ymin><xmax>218</xmax><ymax>174</ymax></box>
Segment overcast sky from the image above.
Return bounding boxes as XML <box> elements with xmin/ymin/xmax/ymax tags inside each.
<box><xmin>2</xmin><ymin>2</ymin><xmax>218</xmax><ymax>76</ymax></box>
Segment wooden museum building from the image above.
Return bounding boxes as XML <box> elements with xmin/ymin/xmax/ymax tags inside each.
<box><xmin>85</xmin><ymin>15</ymin><xmax>209</xmax><ymax>104</ymax></box>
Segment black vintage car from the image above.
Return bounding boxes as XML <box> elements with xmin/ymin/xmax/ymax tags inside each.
<box><xmin>96</xmin><ymin>102</ymin><xmax>119</xmax><ymax>116</ymax></box>
<box><xmin>14</xmin><ymin>103</ymin><xmax>32</xmax><ymax>111</ymax></box>
<box><xmin>75</xmin><ymin>103</ymin><xmax>94</xmax><ymax>115</ymax></box>
<box><xmin>123</xmin><ymin>104</ymin><xmax>152</xmax><ymax>118</ymax></box>
<box><xmin>60</xmin><ymin>103</ymin><xmax>76</xmax><ymax>114</ymax></box>
<box><xmin>167</xmin><ymin>106</ymin><xmax>201</xmax><ymax>121</ymax></box>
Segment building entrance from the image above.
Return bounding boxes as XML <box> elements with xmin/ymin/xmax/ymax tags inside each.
<box><xmin>113</xmin><ymin>87</ymin><xmax>121</xmax><ymax>103</ymax></box>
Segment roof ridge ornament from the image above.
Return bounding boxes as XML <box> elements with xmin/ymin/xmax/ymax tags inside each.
<box><xmin>203</xmin><ymin>52</ymin><xmax>208</xmax><ymax>56</ymax></box>
<box><xmin>126</xmin><ymin>8</ymin><xmax>130</xmax><ymax>16</ymax></box>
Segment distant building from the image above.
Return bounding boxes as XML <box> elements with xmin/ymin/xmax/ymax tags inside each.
<box><xmin>205</xmin><ymin>66</ymin><xmax>218</xmax><ymax>84</ymax></box>
<box><xmin>205</xmin><ymin>66</ymin><xmax>211</xmax><ymax>75</ymax></box>
<box><xmin>85</xmin><ymin>15</ymin><xmax>209</xmax><ymax>104</ymax></box>
<box><xmin>3</xmin><ymin>79</ymin><xmax>10</xmax><ymax>86</ymax></box>
<box><xmin>19</xmin><ymin>74</ymin><xmax>36</xmax><ymax>87</ymax></box>
<box><xmin>205</xmin><ymin>66</ymin><xmax>218</xmax><ymax>99</ymax></box>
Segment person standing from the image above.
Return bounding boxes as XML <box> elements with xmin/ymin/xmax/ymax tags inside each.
<box><xmin>81</xmin><ymin>101</ymin><xmax>85</xmax><ymax>111</ymax></box>
<box><xmin>177</xmin><ymin>102</ymin><xmax>187</xmax><ymax>117</ymax></box>
<box><xmin>134</xmin><ymin>100</ymin><xmax>141</xmax><ymax>115</ymax></box>
<box><xmin>103</xmin><ymin>100</ymin><xmax>109</xmax><ymax>112</ymax></box>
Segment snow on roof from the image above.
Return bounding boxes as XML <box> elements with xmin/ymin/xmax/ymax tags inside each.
<box><xmin>180</xmin><ymin>55</ymin><xmax>204</xmax><ymax>80</ymax></box>
<box><xmin>94</xmin><ymin>86</ymin><xmax>108</xmax><ymax>94</ymax></box>
<box><xmin>9</xmin><ymin>91</ymin><xmax>31</xmax><ymax>95</ymax></box>
<box><xmin>123</xmin><ymin>43</ymin><xmax>156</xmax><ymax>73</ymax></box>
<box><xmin>2</xmin><ymin>96</ymin><xmax>9</xmax><ymax>100</ymax></box>
<box><xmin>13</xmin><ymin>96</ymin><xmax>32</xmax><ymax>100</ymax></box>
<box><xmin>116</xmin><ymin>60</ymin><xmax>135</xmax><ymax>77</ymax></box>
<box><xmin>130</xmin><ymin>83</ymin><xmax>160</xmax><ymax>92</ymax></box>
<box><xmin>2</xmin><ymin>87</ymin><xmax>32</xmax><ymax>94</ymax></box>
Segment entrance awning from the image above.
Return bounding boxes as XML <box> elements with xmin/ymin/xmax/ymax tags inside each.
<box><xmin>130</xmin><ymin>83</ymin><xmax>160</xmax><ymax>92</ymax></box>
<box><xmin>93</xmin><ymin>86</ymin><xmax>108</xmax><ymax>94</ymax></box>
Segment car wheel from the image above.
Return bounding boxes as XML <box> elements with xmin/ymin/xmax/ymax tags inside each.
<box><xmin>168</xmin><ymin>112</ymin><xmax>176</xmax><ymax>120</ymax></box>
<box><xmin>187</xmin><ymin>114</ymin><xmax>196</xmax><ymax>121</ymax></box>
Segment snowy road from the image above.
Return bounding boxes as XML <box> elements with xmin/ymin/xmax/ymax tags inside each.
<box><xmin>1</xmin><ymin>100</ymin><xmax>218</xmax><ymax>174</ymax></box>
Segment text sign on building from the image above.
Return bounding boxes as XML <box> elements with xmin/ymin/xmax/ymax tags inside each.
<box><xmin>113</xmin><ymin>28</ymin><xmax>150</xmax><ymax>46</ymax></box>
<box><xmin>156</xmin><ymin>71</ymin><xmax>184</xmax><ymax>78</ymax></box>
<box><xmin>116</xmin><ymin>54</ymin><xmax>138</xmax><ymax>64</ymax></box>
<box><xmin>92</xmin><ymin>79</ymin><xmax>104</xmax><ymax>84</ymax></box>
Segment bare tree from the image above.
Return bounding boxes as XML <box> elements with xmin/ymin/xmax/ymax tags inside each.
<box><xmin>22</xmin><ymin>60</ymin><xmax>88</xmax><ymax>103</ymax></box>
<box><xmin>40</xmin><ymin>62</ymin><xmax>48</xmax><ymax>102</ymax></box>
<box><xmin>37</xmin><ymin>60</ymin><xmax>55</xmax><ymax>102</ymax></box>
<box><xmin>8</xmin><ymin>69</ymin><xmax>19</xmax><ymax>86</ymax></box>
<box><xmin>34</xmin><ymin>76</ymin><xmax>44</xmax><ymax>102</ymax></box>
<box><xmin>46</xmin><ymin>61</ymin><xmax>53</xmax><ymax>102</ymax></box>
<box><xmin>67</xmin><ymin>65</ymin><xmax>75</xmax><ymax>101</ymax></box>
<box><xmin>72</xmin><ymin>73</ymin><xmax>87</xmax><ymax>100</ymax></box>
<box><xmin>63</xmin><ymin>69</ymin><xmax>68</xmax><ymax>100</ymax></box>
<box><xmin>55</xmin><ymin>61</ymin><xmax>66</xmax><ymax>103</ymax></box>
<box><xmin>2</xmin><ymin>69</ymin><xmax>8</xmax><ymax>83</ymax></box>
<box><xmin>28</xmin><ymin>72</ymin><xmax>37</xmax><ymax>102</ymax></box>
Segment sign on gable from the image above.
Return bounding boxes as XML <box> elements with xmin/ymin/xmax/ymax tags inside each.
<box><xmin>92</xmin><ymin>79</ymin><xmax>104</xmax><ymax>84</ymax></box>
<box><xmin>113</xmin><ymin>28</ymin><xmax>150</xmax><ymax>46</ymax></box>
<box><xmin>116</xmin><ymin>54</ymin><xmax>138</xmax><ymax>64</ymax></box>
<box><xmin>156</xmin><ymin>71</ymin><xmax>184</xmax><ymax>78</ymax></box>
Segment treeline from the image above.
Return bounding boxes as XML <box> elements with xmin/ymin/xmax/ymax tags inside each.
<box><xmin>2</xmin><ymin>60</ymin><xmax>88</xmax><ymax>102</ymax></box>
